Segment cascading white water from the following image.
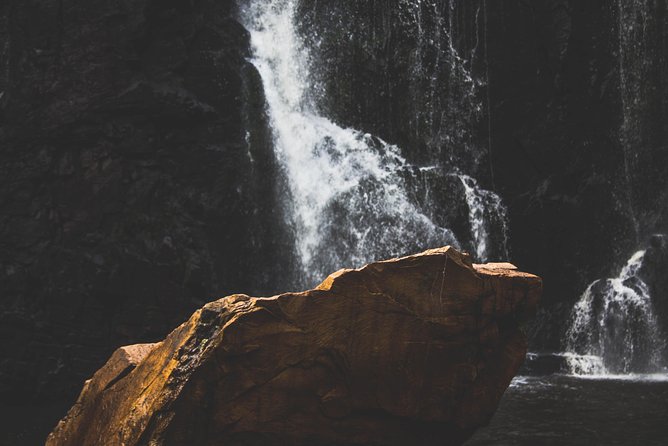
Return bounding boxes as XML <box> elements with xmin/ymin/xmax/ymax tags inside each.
<box><xmin>457</xmin><ymin>173</ymin><xmax>509</xmax><ymax>262</ymax></box>
<box><xmin>241</xmin><ymin>0</ymin><xmax>456</xmax><ymax>286</ymax></box>
<box><xmin>565</xmin><ymin>251</ymin><xmax>666</xmax><ymax>375</ymax></box>
<box><xmin>241</xmin><ymin>0</ymin><xmax>508</xmax><ymax>286</ymax></box>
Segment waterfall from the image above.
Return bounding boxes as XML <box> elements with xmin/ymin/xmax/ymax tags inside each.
<box><xmin>565</xmin><ymin>251</ymin><xmax>666</xmax><ymax>375</ymax></box>
<box><xmin>457</xmin><ymin>173</ymin><xmax>509</xmax><ymax>262</ymax></box>
<box><xmin>241</xmin><ymin>0</ymin><xmax>508</xmax><ymax>287</ymax></box>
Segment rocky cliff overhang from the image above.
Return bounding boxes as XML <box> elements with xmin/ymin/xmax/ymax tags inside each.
<box><xmin>47</xmin><ymin>246</ymin><xmax>541</xmax><ymax>446</ymax></box>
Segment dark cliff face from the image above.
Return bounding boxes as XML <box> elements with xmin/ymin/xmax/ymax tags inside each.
<box><xmin>617</xmin><ymin>0</ymin><xmax>668</xmax><ymax>234</ymax></box>
<box><xmin>0</xmin><ymin>0</ymin><xmax>295</xmax><ymax>441</ymax></box>
<box><xmin>485</xmin><ymin>0</ymin><xmax>667</xmax><ymax>349</ymax></box>
<box><xmin>484</xmin><ymin>1</ymin><xmax>635</xmax><ymax>347</ymax></box>
<box><xmin>642</xmin><ymin>235</ymin><xmax>668</xmax><ymax>334</ymax></box>
<box><xmin>296</xmin><ymin>0</ymin><xmax>490</xmax><ymax>174</ymax></box>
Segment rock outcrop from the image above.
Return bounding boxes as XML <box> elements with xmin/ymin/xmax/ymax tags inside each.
<box><xmin>47</xmin><ymin>247</ymin><xmax>541</xmax><ymax>446</ymax></box>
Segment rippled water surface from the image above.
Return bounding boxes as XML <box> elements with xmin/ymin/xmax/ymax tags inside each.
<box><xmin>466</xmin><ymin>374</ymin><xmax>668</xmax><ymax>445</ymax></box>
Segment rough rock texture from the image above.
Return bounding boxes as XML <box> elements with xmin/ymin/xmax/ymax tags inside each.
<box><xmin>296</xmin><ymin>0</ymin><xmax>488</xmax><ymax>170</ymax></box>
<box><xmin>47</xmin><ymin>247</ymin><xmax>541</xmax><ymax>446</ymax></box>
<box><xmin>642</xmin><ymin>234</ymin><xmax>668</xmax><ymax>341</ymax></box>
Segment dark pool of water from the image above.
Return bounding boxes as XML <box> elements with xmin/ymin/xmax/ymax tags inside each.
<box><xmin>466</xmin><ymin>374</ymin><xmax>668</xmax><ymax>446</ymax></box>
<box><xmin>3</xmin><ymin>375</ymin><xmax>668</xmax><ymax>445</ymax></box>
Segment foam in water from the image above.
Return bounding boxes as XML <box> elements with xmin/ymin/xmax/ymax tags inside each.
<box><xmin>565</xmin><ymin>250</ymin><xmax>666</xmax><ymax>375</ymax></box>
<box><xmin>241</xmin><ymin>0</ymin><xmax>508</xmax><ymax>286</ymax></box>
<box><xmin>561</xmin><ymin>353</ymin><xmax>606</xmax><ymax>376</ymax></box>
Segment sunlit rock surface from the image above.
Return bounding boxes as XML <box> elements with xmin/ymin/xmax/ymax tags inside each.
<box><xmin>47</xmin><ymin>247</ymin><xmax>541</xmax><ymax>446</ymax></box>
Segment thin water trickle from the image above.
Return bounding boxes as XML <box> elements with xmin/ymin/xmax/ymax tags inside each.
<box><xmin>457</xmin><ymin>173</ymin><xmax>509</xmax><ymax>262</ymax></box>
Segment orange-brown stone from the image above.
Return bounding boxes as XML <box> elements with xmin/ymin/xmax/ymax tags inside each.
<box><xmin>47</xmin><ymin>246</ymin><xmax>541</xmax><ymax>446</ymax></box>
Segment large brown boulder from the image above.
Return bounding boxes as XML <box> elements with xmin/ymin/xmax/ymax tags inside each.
<box><xmin>46</xmin><ymin>247</ymin><xmax>541</xmax><ymax>446</ymax></box>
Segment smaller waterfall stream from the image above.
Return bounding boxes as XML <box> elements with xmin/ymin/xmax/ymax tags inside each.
<box><xmin>565</xmin><ymin>251</ymin><xmax>666</xmax><ymax>375</ymax></box>
<box><xmin>458</xmin><ymin>174</ymin><xmax>509</xmax><ymax>261</ymax></box>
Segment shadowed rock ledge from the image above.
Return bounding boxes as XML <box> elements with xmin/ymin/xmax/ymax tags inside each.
<box><xmin>46</xmin><ymin>247</ymin><xmax>541</xmax><ymax>446</ymax></box>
